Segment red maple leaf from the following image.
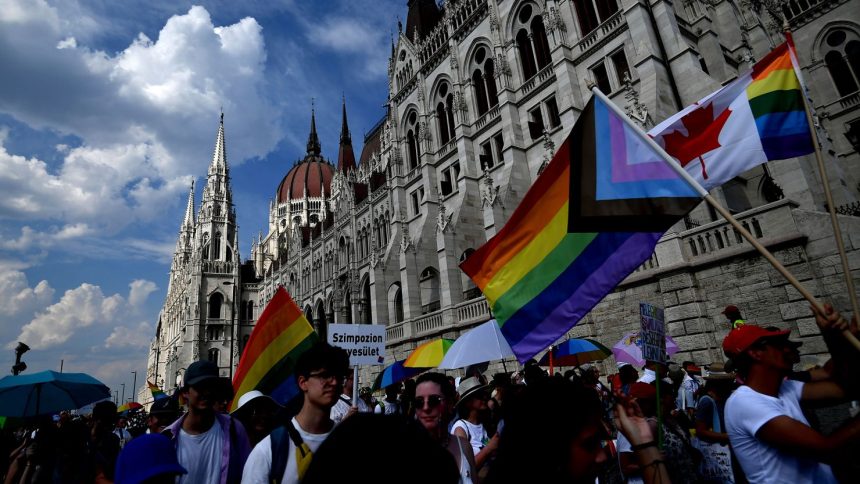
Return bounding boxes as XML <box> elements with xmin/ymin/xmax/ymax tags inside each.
<box><xmin>661</xmin><ymin>103</ymin><xmax>732</xmax><ymax>180</ymax></box>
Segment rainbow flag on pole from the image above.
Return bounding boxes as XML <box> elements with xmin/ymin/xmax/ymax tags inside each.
<box><xmin>650</xmin><ymin>40</ymin><xmax>813</xmax><ymax>188</ymax></box>
<box><xmin>147</xmin><ymin>381</ymin><xmax>167</xmax><ymax>400</ymax></box>
<box><xmin>230</xmin><ymin>287</ymin><xmax>318</xmax><ymax>410</ymax></box>
<box><xmin>461</xmin><ymin>94</ymin><xmax>700</xmax><ymax>362</ymax></box>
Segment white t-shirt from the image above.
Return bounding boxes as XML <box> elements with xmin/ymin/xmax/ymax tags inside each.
<box><xmin>451</xmin><ymin>419</ymin><xmax>488</xmax><ymax>457</ymax></box>
<box><xmin>329</xmin><ymin>395</ymin><xmax>370</xmax><ymax>425</ymax></box>
<box><xmin>725</xmin><ymin>380</ymin><xmax>837</xmax><ymax>484</ymax></box>
<box><xmin>638</xmin><ymin>368</ymin><xmax>656</xmax><ymax>383</ymax></box>
<box><xmin>176</xmin><ymin>421</ymin><xmax>223</xmax><ymax>484</ymax></box>
<box><xmin>241</xmin><ymin>417</ymin><xmax>331</xmax><ymax>484</ymax></box>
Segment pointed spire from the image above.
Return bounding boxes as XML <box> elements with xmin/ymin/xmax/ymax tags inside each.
<box><xmin>210</xmin><ymin>111</ymin><xmax>227</xmax><ymax>172</ymax></box>
<box><xmin>182</xmin><ymin>180</ymin><xmax>195</xmax><ymax>230</ymax></box>
<box><xmin>306</xmin><ymin>100</ymin><xmax>321</xmax><ymax>157</ymax></box>
<box><xmin>337</xmin><ymin>96</ymin><xmax>357</xmax><ymax>173</ymax></box>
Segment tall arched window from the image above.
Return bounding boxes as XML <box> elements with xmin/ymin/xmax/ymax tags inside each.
<box><xmin>208</xmin><ymin>348</ymin><xmax>219</xmax><ymax>364</ymax></box>
<box><xmin>247</xmin><ymin>300</ymin><xmax>254</xmax><ymax>320</ymax></box>
<box><xmin>572</xmin><ymin>0</ymin><xmax>618</xmax><ymax>36</ymax></box>
<box><xmin>212</xmin><ymin>233</ymin><xmax>221</xmax><ymax>261</ymax></box>
<box><xmin>405</xmin><ymin>111</ymin><xmax>420</xmax><ymax>170</ymax></box>
<box><xmin>822</xmin><ymin>30</ymin><xmax>860</xmax><ymax>97</ymax></box>
<box><xmin>515</xmin><ymin>4</ymin><xmax>554</xmax><ymax>82</ymax></box>
<box><xmin>471</xmin><ymin>46</ymin><xmax>498</xmax><ymax>116</ymax></box>
<box><xmin>208</xmin><ymin>293</ymin><xmax>223</xmax><ymax>319</ymax></box>
<box><xmin>435</xmin><ymin>82</ymin><xmax>456</xmax><ymax>144</ymax></box>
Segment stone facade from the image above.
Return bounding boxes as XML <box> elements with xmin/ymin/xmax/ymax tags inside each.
<box><xmin>146</xmin><ymin>0</ymin><xmax>860</xmax><ymax>397</ymax></box>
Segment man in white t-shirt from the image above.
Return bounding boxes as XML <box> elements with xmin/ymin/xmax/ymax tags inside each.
<box><xmin>242</xmin><ymin>342</ymin><xmax>350</xmax><ymax>484</ymax></box>
<box><xmin>166</xmin><ymin>360</ymin><xmax>251</xmax><ymax>484</ymax></box>
<box><xmin>723</xmin><ymin>305</ymin><xmax>860</xmax><ymax>484</ymax></box>
<box><xmin>329</xmin><ymin>371</ymin><xmax>370</xmax><ymax>425</ymax></box>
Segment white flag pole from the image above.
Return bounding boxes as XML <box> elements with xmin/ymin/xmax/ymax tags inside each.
<box><xmin>591</xmin><ymin>87</ymin><xmax>860</xmax><ymax>351</ymax></box>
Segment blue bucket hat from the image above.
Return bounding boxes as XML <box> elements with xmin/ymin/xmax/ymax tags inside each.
<box><xmin>115</xmin><ymin>434</ymin><xmax>187</xmax><ymax>484</ymax></box>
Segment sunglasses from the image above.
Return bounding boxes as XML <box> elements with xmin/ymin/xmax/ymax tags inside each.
<box><xmin>414</xmin><ymin>395</ymin><xmax>444</xmax><ymax>409</ymax></box>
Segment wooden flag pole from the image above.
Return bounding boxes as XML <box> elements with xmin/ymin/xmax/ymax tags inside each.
<box><xmin>590</xmin><ymin>87</ymin><xmax>860</xmax><ymax>352</ymax></box>
<box><xmin>796</xmin><ymin>75</ymin><xmax>860</xmax><ymax>323</ymax></box>
<box><xmin>784</xmin><ymin>27</ymin><xmax>860</xmax><ymax>325</ymax></box>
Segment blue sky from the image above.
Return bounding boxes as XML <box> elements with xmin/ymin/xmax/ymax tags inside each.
<box><xmin>0</xmin><ymin>0</ymin><xmax>403</xmax><ymax>402</ymax></box>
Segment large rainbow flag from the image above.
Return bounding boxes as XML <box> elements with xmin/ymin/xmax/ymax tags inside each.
<box><xmin>461</xmin><ymin>94</ymin><xmax>700</xmax><ymax>362</ymax></box>
<box><xmin>231</xmin><ymin>287</ymin><xmax>318</xmax><ymax>410</ymax></box>
<box><xmin>650</xmin><ymin>40</ymin><xmax>813</xmax><ymax>189</ymax></box>
<box><xmin>147</xmin><ymin>381</ymin><xmax>167</xmax><ymax>400</ymax></box>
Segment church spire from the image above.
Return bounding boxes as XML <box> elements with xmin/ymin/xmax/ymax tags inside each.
<box><xmin>306</xmin><ymin>102</ymin><xmax>321</xmax><ymax>157</ymax></box>
<box><xmin>210</xmin><ymin>111</ymin><xmax>227</xmax><ymax>174</ymax></box>
<box><xmin>182</xmin><ymin>180</ymin><xmax>195</xmax><ymax>231</ymax></box>
<box><xmin>337</xmin><ymin>97</ymin><xmax>356</xmax><ymax>173</ymax></box>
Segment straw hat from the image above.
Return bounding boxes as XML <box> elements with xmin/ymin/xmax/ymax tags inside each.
<box><xmin>705</xmin><ymin>362</ymin><xmax>734</xmax><ymax>380</ymax></box>
<box><xmin>456</xmin><ymin>377</ymin><xmax>489</xmax><ymax>405</ymax></box>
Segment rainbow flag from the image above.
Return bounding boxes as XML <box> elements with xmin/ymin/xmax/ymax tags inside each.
<box><xmin>231</xmin><ymin>287</ymin><xmax>317</xmax><ymax>410</ymax></box>
<box><xmin>147</xmin><ymin>381</ymin><xmax>167</xmax><ymax>400</ymax></box>
<box><xmin>461</xmin><ymin>94</ymin><xmax>700</xmax><ymax>362</ymax></box>
<box><xmin>650</xmin><ymin>40</ymin><xmax>813</xmax><ymax>189</ymax></box>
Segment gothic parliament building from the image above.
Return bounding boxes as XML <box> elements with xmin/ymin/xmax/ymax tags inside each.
<box><xmin>146</xmin><ymin>0</ymin><xmax>860</xmax><ymax>394</ymax></box>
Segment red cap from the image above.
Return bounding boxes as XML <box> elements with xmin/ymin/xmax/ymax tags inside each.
<box><xmin>721</xmin><ymin>305</ymin><xmax>740</xmax><ymax>315</ymax></box>
<box><xmin>722</xmin><ymin>324</ymin><xmax>790</xmax><ymax>357</ymax></box>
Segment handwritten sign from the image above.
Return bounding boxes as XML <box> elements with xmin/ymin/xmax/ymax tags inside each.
<box><xmin>640</xmin><ymin>303</ymin><xmax>666</xmax><ymax>364</ymax></box>
<box><xmin>328</xmin><ymin>324</ymin><xmax>386</xmax><ymax>365</ymax></box>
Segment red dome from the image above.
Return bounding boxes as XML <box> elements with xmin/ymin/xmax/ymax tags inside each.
<box><xmin>277</xmin><ymin>157</ymin><xmax>335</xmax><ymax>202</ymax></box>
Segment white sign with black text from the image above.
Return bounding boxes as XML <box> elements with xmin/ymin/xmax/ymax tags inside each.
<box><xmin>327</xmin><ymin>324</ymin><xmax>386</xmax><ymax>366</ymax></box>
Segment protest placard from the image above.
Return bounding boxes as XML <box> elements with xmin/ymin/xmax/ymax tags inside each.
<box><xmin>640</xmin><ymin>302</ymin><xmax>666</xmax><ymax>364</ymax></box>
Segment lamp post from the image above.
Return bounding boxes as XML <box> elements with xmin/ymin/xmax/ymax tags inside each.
<box><xmin>131</xmin><ymin>371</ymin><xmax>137</xmax><ymax>403</ymax></box>
<box><xmin>222</xmin><ymin>281</ymin><xmax>237</xmax><ymax>378</ymax></box>
<box><xmin>121</xmin><ymin>383</ymin><xmax>125</xmax><ymax>404</ymax></box>
<box><xmin>114</xmin><ymin>390</ymin><xmax>119</xmax><ymax>405</ymax></box>
<box><xmin>11</xmin><ymin>342</ymin><xmax>29</xmax><ymax>375</ymax></box>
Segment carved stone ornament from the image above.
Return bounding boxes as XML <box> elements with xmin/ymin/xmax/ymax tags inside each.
<box><xmin>537</xmin><ymin>130</ymin><xmax>556</xmax><ymax>175</ymax></box>
<box><xmin>622</xmin><ymin>72</ymin><xmax>652</xmax><ymax>128</ymax></box>
<box><xmin>399</xmin><ymin>207</ymin><xmax>413</xmax><ymax>253</ymax></box>
<box><xmin>481</xmin><ymin>170</ymin><xmax>503</xmax><ymax>208</ymax></box>
<box><xmin>437</xmin><ymin>195</ymin><xmax>454</xmax><ymax>233</ymax></box>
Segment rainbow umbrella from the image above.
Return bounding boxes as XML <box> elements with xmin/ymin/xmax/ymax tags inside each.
<box><xmin>372</xmin><ymin>360</ymin><xmax>427</xmax><ymax>391</ymax></box>
<box><xmin>117</xmin><ymin>402</ymin><xmax>142</xmax><ymax>414</ymax></box>
<box><xmin>404</xmin><ymin>338</ymin><xmax>455</xmax><ymax>368</ymax></box>
<box><xmin>537</xmin><ymin>338</ymin><xmax>611</xmax><ymax>367</ymax></box>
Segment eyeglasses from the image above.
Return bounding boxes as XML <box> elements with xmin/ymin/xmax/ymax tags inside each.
<box><xmin>414</xmin><ymin>395</ymin><xmax>444</xmax><ymax>409</ymax></box>
<box><xmin>307</xmin><ymin>371</ymin><xmax>344</xmax><ymax>383</ymax></box>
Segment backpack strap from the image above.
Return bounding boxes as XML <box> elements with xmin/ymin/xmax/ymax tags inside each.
<box><xmin>269</xmin><ymin>420</ymin><xmax>310</xmax><ymax>484</ymax></box>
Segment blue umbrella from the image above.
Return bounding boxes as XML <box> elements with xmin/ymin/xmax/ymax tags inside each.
<box><xmin>372</xmin><ymin>360</ymin><xmax>426</xmax><ymax>391</ymax></box>
<box><xmin>0</xmin><ymin>370</ymin><xmax>111</xmax><ymax>418</ymax></box>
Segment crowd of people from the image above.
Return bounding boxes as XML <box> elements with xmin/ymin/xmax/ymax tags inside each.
<box><xmin>2</xmin><ymin>303</ymin><xmax>859</xmax><ymax>484</ymax></box>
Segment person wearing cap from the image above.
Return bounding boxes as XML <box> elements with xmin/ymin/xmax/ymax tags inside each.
<box><xmin>147</xmin><ymin>397</ymin><xmax>180</xmax><ymax>435</ymax></box>
<box><xmin>723</xmin><ymin>304</ymin><xmax>860</xmax><ymax>484</ymax></box>
<box><xmin>451</xmin><ymin>376</ymin><xmax>498</xmax><ymax>473</ymax></box>
<box><xmin>115</xmin><ymin>433</ymin><xmax>187</xmax><ymax>484</ymax></box>
<box><xmin>241</xmin><ymin>342</ymin><xmax>349</xmax><ymax>484</ymax></box>
<box><xmin>165</xmin><ymin>360</ymin><xmax>251</xmax><ymax>484</ymax></box>
<box><xmin>694</xmin><ymin>362</ymin><xmax>736</xmax><ymax>483</ymax></box>
<box><xmin>231</xmin><ymin>391</ymin><xmax>283</xmax><ymax>446</ymax></box>
<box><xmin>722</xmin><ymin>305</ymin><xmax>746</xmax><ymax>330</ymax></box>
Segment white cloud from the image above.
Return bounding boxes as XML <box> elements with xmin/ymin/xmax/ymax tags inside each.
<box><xmin>0</xmin><ymin>4</ymin><xmax>281</xmax><ymax>246</ymax></box>
<box><xmin>14</xmin><ymin>283</ymin><xmax>125</xmax><ymax>349</ymax></box>
<box><xmin>304</xmin><ymin>16</ymin><xmax>390</xmax><ymax>80</ymax></box>
<box><xmin>128</xmin><ymin>279</ymin><xmax>157</xmax><ymax>308</ymax></box>
<box><xmin>0</xmin><ymin>270</ymin><xmax>53</xmax><ymax>317</ymax></box>
<box><xmin>105</xmin><ymin>321</ymin><xmax>153</xmax><ymax>349</ymax></box>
